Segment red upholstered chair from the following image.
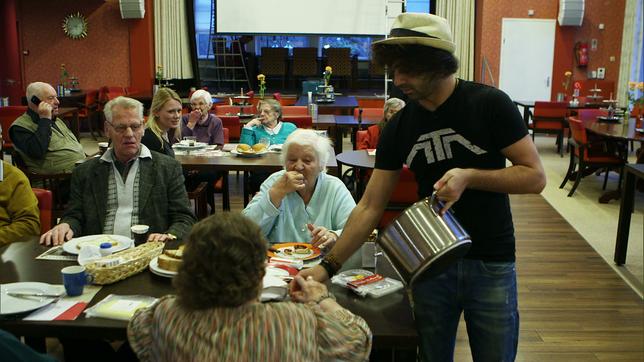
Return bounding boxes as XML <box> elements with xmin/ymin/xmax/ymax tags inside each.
<box><xmin>105</xmin><ymin>86</ymin><xmax>127</xmax><ymax>100</ymax></box>
<box><xmin>559</xmin><ymin>117</ymin><xmax>627</xmax><ymax>197</ymax></box>
<box><xmin>32</xmin><ymin>188</ymin><xmax>52</xmax><ymax>233</ymax></box>
<box><xmin>353</xmin><ymin>108</ymin><xmax>383</xmax><ymax>120</ymax></box>
<box><xmin>215</xmin><ymin>105</ymin><xmax>255</xmax><ymax>116</ymax></box>
<box><xmin>281</xmin><ymin>106</ymin><xmax>309</xmax><ymax>116</ymax></box>
<box><xmin>219</xmin><ymin>115</ymin><xmax>241</xmax><ymax>142</ymax></box>
<box><xmin>529</xmin><ymin>101</ymin><xmax>568</xmax><ymax>157</ymax></box>
<box><xmin>0</xmin><ymin>106</ymin><xmax>27</xmax><ymax>155</ymax></box>
<box><xmin>378</xmin><ymin>166</ymin><xmax>418</xmax><ymax>229</ymax></box>
<box><xmin>283</xmin><ymin>115</ymin><xmax>312</xmax><ymax>129</ymax></box>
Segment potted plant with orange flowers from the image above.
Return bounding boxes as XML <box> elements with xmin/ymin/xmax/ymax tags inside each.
<box><xmin>627</xmin><ymin>81</ymin><xmax>644</xmax><ymax>125</ymax></box>
<box><xmin>560</xmin><ymin>70</ymin><xmax>572</xmax><ymax>102</ymax></box>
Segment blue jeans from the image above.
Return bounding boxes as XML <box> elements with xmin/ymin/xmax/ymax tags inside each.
<box><xmin>411</xmin><ymin>259</ymin><xmax>519</xmax><ymax>362</ymax></box>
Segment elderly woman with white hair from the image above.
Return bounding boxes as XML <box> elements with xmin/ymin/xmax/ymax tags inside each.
<box><xmin>242</xmin><ymin>129</ymin><xmax>355</xmax><ymax>249</ymax></box>
<box><xmin>181</xmin><ymin>89</ymin><xmax>224</xmax><ymax>146</ymax></box>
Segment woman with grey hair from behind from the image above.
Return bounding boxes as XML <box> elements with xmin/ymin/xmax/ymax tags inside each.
<box><xmin>242</xmin><ymin>129</ymin><xmax>356</xmax><ymax>249</ymax></box>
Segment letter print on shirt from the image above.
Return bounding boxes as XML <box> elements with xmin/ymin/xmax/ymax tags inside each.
<box><xmin>406</xmin><ymin>128</ymin><xmax>487</xmax><ymax>166</ymax></box>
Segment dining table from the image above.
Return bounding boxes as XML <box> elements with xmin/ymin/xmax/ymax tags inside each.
<box><xmin>513</xmin><ymin>99</ymin><xmax>606</xmax><ymax>127</ymax></box>
<box><xmin>336</xmin><ymin>149</ymin><xmax>376</xmax><ymax>200</ymax></box>
<box><xmin>294</xmin><ymin>96</ymin><xmax>358</xmax><ymax>115</ymax></box>
<box><xmin>0</xmin><ymin>238</ymin><xmax>418</xmax><ymax>352</ymax></box>
<box><xmin>614</xmin><ymin>163</ymin><xmax>644</xmax><ymax>266</ymax></box>
<box><xmin>176</xmin><ymin>147</ymin><xmax>338</xmax><ymax>206</ymax></box>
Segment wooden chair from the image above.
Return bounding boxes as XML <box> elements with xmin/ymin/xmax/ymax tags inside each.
<box><xmin>283</xmin><ymin>115</ymin><xmax>312</xmax><ymax>129</ymax></box>
<box><xmin>281</xmin><ymin>106</ymin><xmax>309</xmax><ymax>116</ymax></box>
<box><xmin>214</xmin><ymin>128</ymin><xmax>230</xmax><ymax>211</ymax></box>
<box><xmin>77</xmin><ymin>89</ymin><xmax>100</xmax><ymax>139</ymax></box>
<box><xmin>32</xmin><ymin>188</ymin><xmax>52</xmax><ymax>233</ymax></box>
<box><xmin>324</xmin><ymin>48</ymin><xmax>353</xmax><ymax>89</ymax></box>
<box><xmin>559</xmin><ymin>117</ymin><xmax>627</xmax><ymax>197</ymax></box>
<box><xmin>530</xmin><ymin>101</ymin><xmax>568</xmax><ymax>157</ymax></box>
<box><xmin>13</xmin><ymin>151</ymin><xmax>72</xmax><ymax>222</ymax></box>
<box><xmin>0</xmin><ymin>106</ymin><xmax>27</xmax><ymax>155</ymax></box>
<box><xmin>186</xmin><ymin>182</ymin><xmax>209</xmax><ymax>220</ymax></box>
<box><xmin>260</xmin><ymin>47</ymin><xmax>288</xmax><ymax>89</ymax></box>
<box><xmin>368</xmin><ymin>61</ymin><xmax>386</xmax><ymax>89</ymax></box>
<box><xmin>292</xmin><ymin>48</ymin><xmax>319</xmax><ymax>87</ymax></box>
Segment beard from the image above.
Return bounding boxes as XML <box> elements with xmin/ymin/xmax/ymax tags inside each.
<box><xmin>398</xmin><ymin>72</ymin><xmax>444</xmax><ymax>101</ymax></box>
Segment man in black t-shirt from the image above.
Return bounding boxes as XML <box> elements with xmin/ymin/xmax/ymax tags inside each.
<box><xmin>294</xmin><ymin>13</ymin><xmax>546</xmax><ymax>361</ymax></box>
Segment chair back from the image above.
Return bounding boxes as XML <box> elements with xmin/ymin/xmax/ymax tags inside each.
<box><xmin>283</xmin><ymin>115</ymin><xmax>312</xmax><ymax>129</ymax></box>
<box><xmin>260</xmin><ymin>48</ymin><xmax>288</xmax><ymax>76</ymax></box>
<box><xmin>378</xmin><ymin>166</ymin><xmax>418</xmax><ymax>228</ymax></box>
<box><xmin>532</xmin><ymin>101</ymin><xmax>568</xmax><ymax>129</ymax></box>
<box><xmin>292</xmin><ymin>48</ymin><xmax>318</xmax><ymax>77</ymax></box>
<box><xmin>223</xmin><ymin>127</ymin><xmax>230</xmax><ymax>143</ymax></box>
<box><xmin>105</xmin><ymin>86</ymin><xmax>127</xmax><ymax>99</ymax></box>
<box><xmin>576</xmin><ymin>108</ymin><xmax>608</xmax><ymax>120</ymax></box>
<box><xmin>186</xmin><ymin>182</ymin><xmax>209</xmax><ymax>220</ymax></box>
<box><xmin>220</xmin><ymin>116</ymin><xmax>241</xmax><ymax>141</ymax></box>
<box><xmin>356</xmin><ymin>130</ymin><xmax>369</xmax><ymax>150</ymax></box>
<box><xmin>79</xmin><ymin>89</ymin><xmax>99</xmax><ymax>117</ymax></box>
<box><xmin>32</xmin><ymin>188</ymin><xmax>52</xmax><ymax>233</ymax></box>
<box><xmin>324</xmin><ymin>48</ymin><xmax>352</xmax><ymax>77</ymax></box>
<box><xmin>0</xmin><ymin>106</ymin><xmax>27</xmax><ymax>149</ymax></box>
<box><xmin>282</xmin><ymin>106</ymin><xmax>309</xmax><ymax>116</ymax></box>
<box><xmin>568</xmin><ymin>117</ymin><xmax>588</xmax><ymax>158</ymax></box>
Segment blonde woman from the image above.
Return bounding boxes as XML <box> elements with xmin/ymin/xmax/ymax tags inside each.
<box><xmin>141</xmin><ymin>88</ymin><xmax>182</xmax><ymax>157</ymax></box>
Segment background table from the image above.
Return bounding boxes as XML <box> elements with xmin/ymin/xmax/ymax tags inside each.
<box><xmin>614</xmin><ymin>164</ymin><xmax>644</xmax><ymax>265</ymax></box>
<box><xmin>336</xmin><ymin>150</ymin><xmax>375</xmax><ymax>200</ymax></box>
<box><xmin>294</xmin><ymin>96</ymin><xmax>358</xmax><ymax>115</ymax></box>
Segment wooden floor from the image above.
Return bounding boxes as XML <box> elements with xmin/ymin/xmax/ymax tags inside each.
<box><xmin>213</xmin><ymin>178</ymin><xmax>644</xmax><ymax>362</ymax></box>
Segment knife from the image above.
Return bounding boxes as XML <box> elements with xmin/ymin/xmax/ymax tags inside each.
<box><xmin>6</xmin><ymin>291</ymin><xmax>64</xmax><ymax>298</ymax></box>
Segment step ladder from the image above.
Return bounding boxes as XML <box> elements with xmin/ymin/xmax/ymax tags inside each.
<box><xmin>204</xmin><ymin>37</ymin><xmax>251</xmax><ymax>91</ymax></box>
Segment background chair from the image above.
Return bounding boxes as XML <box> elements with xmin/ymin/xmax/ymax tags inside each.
<box><xmin>76</xmin><ymin>89</ymin><xmax>100</xmax><ymax>139</ymax></box>
<box><xmin>215</xmin><ymin>105</ymin><xmax>255</xmax><ymax>116</ymax></box>
<box><xmin>32</xmin><ymin>188</ymin><xmax>52</xmax><ymax>233</ymax></box>
<box><xmin>0</xmin><ymin>106</ymin><xmax>27</xmax><ymax>157</ymax></box>
<box><xmin>259</xmin><ymin>47</ymin><xmax>288</xmax><ymax>89</ymax></box>
<box><xmin>559</xmin><ymin>117</ymin><xmax>627</xmax><ymax>197</ymax></box>
<box><xmin>324</xmin><ymin>47</ymin><xmax>354</xmax><ymax>89</ymax></box>
<box><xmin>291</xmin><ymin>48</ymin><xmax>319</xmax><ymax>89</ymax></box>
<box><xmin>219</xmin><ymin>115</ymin><xmax>241</xmax><ymax>142</ymax></box>
<box><xmin>186</xmin><ymin>182</ymin><xmax>209</xmax><ymax>220</ymax></box>
<box><xmin>530</xmin><ymin>101</ymin><xmax>568</xmax><ymax>157</ymax></box>
<box><xmin>283</xmin><ymin>115</ymin><xmax>312</xmax><ymax>129</ymax></box>
<box><xmin>281</xmin><ymin>106</ymin><xmax>308</xmax><ymax>116</ymax></box>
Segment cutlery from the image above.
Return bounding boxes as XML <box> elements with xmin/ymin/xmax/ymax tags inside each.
<box><xmin>7</xmin><ymin>291</ymin><xmax>64</xmax><ymax>298</ymax></box>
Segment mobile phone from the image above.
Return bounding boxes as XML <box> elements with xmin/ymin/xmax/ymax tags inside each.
<box><xmin>30</xmin><ymin>95</ymin><xmax>41</xmax><ymax>105</ymax></box>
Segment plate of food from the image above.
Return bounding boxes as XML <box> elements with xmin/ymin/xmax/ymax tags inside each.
<box><xmin>149</xmin><ymin>246</ymin><xmax>184</xmax><ymax>277</ymax></box>
<box><xmin>231</xmin><ymin>143</ymin><xmax>268</xmax><ymax>157</ymax></box>
<box><xmin>267</xmin><ymin>243</ymin><xmax>321</xmax><ymax>261</ymax></box>
<box><xmin>62</xmin><ymin>234</ymin><xmax>133</xmax><ymax>255</ymax></box>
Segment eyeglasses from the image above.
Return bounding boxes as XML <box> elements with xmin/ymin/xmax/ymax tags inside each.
<box><xmin>106</xmin><ymin>121</ymin><xmax>143</xmax><ymax>134</ymax></box>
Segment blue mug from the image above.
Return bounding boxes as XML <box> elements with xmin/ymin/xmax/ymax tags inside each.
<box><xmin>61</xmin><ymin>266</ymin><xmax>94</xmax><ymax>296</ymax></box>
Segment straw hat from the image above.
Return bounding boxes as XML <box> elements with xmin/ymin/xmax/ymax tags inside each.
<box><xmin>373</xmin><ymin>13</ymin><xmax>455</xmax><ymax>54</ymax></box>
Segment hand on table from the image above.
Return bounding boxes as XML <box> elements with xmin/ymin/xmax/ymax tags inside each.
<box><xmin>147</xmin><ymin>233</ymin><xmax>177</xmax><ymax>243</ymax></box>
<box><xmin>39</xmin><ymin>223</ymin><xmax>74</xmax><ymax>246</ymax></box>
<box><xmin>289</xmin><ymin>265</ymin><xmax>329</xmax><ymax>295</ymax></box>
<box><xmin>290</xmin><ymin>274</ymin><xmax>329</xmax><ymax>303</ymax></box>
<box><xmin>308</xmin><ymin>223</ymin><xmax>337</xmax><ymax>250</ymax></box>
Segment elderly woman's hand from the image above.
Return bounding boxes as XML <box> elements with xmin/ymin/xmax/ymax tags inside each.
<box><xmin>290</xmin><ymin>275</ymin><xmax>330</xmax><ymax>303</ymax></box>
<box><xmin>187</xmin><ymin>109</ymin><xmax>201</xmax><ymax>128</ymax></box>
<box><xmin>275</xmin><ymin>171</ymin><xmax>305</xmax><ymax>194</ymax></box>
<box><xmin>308</xmin><ymin>224</ymin><xmax>337</xmax><ymax>250</ymax></box>
<box><xmin>246</xmin><ymin>118</ymin><xmax>262</xmax><ymax>128</ymax></box>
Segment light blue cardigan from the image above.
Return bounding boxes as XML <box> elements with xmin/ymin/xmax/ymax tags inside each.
<box><xmin>239</xmin><ymin>122</ymin><xmax>297</xmax><ymax>146</ymax></box>
<box><xmin>242</xmin><ymin>170</ymin><xmax>356</xmax><ymax>244</ymax></box>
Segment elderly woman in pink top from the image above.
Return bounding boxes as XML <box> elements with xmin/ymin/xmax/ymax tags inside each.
<box><xmin>181</xmin><ymin>89</ymin><xmax>224</xmax><ymax>146</ymax></box>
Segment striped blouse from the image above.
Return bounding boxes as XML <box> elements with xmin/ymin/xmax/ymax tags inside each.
<box><xmin>127</xmin><ymin>295</ymin><xmax>372</xmax><ymax>361</ymax></box>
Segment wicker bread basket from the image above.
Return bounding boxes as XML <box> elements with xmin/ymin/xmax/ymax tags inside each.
<box><xmin>85</xmin><ymin>241</ymin><xmax>165</xmax><ymax>285</ymax></box>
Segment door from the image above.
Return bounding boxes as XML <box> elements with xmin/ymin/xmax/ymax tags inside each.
<box><xmin>499</xmin><ymin>18</ymin><xmax>556</xmax><ymax>102</ymax></box>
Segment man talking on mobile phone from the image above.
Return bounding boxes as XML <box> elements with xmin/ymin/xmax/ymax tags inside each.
<box><xmin>10</xmin><ymin>82</ymin><xmax>85</xmax><ymax>175</ymax></box>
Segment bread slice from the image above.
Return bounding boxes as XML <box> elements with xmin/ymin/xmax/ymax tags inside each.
<box><xmin>164</xmin><ymin>249</ymin><xmax>183</xmax><ymax>259</ymax></box>
<box><xmin>157</xmin><ymin>254</ymin><xmax>182</xmax><ymax>272</ymax></box>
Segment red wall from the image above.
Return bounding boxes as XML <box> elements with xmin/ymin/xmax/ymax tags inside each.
<box><xmin>0</xmin><ymin>0</ymin><xmax>23</xmax><ymax>105</ymax></box>
<box><xmin>475</xmin><ymin>0</ymin><xmax>625</xmax><ymax>100</ymax></box>
<box><xmin>17</xmin><ymin>0</ymin><xmax>131</xmax><ymax>91</ymax></box>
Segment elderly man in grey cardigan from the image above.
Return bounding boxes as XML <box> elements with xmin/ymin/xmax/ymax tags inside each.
<box><xmin>40</xmin><ymin>96</ymin><xmax>196</xmax><ymax>246</ymax></box>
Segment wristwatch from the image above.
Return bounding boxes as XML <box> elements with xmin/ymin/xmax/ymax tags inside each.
<box><xmin>319</xmin><ymin>253</ymin><xmax>342</xmax><ymax>278</ymax></box>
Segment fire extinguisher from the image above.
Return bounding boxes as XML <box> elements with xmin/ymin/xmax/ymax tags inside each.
<box><xmin>574</xmin><ymin>42</ymin><xmax>589</xmax><ymax>67</ymax></box>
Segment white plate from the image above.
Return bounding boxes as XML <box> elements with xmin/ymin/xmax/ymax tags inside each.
<box><xmin>0</xmin><ymin>282</ymin><xmax>62</xmax><ymax>315</ymax></box>
<box><xmin>149</xmin><ymin>256</ymin><xmax>177</xmax><ymax>277</ymax></box>
<box><xmin>62</xmin><ymin>234</ymin><xmax>133</xmax><ymax>255</ymax></box>
<box><xmin>230</xmin><ymin>149</ymin><xmax>268</xmax><ymax>158</ymax></box>
<box><xmin>173</xmin><ymin>142</ymin><xmax>208</xmax><ymax>150</ymax></box>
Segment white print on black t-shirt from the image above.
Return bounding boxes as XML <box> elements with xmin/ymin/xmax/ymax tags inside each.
<box><xmin>405</xmin><ymin>128</ymin><xmax>487</xmax><ymax>166</ymax></box>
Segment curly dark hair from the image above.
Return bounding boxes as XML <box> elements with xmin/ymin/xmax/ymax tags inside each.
<box><xmin>174</xmin><ymin>213</ymin><xmax>267</xmax><ymax>310</ymax></box>
<box><xmin>372</xmin><ymin>43</ymin><xmax>459</xmax><ymax>78</ymax></box>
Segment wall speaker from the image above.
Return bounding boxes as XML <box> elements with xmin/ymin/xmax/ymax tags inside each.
<box><xmin>558</xmin><ymin>0</ymin><xmax>584</xmax><ymax>26</ymax></box>
<box><xmin>120</xmin><ymin>0</ymin><xmax>145</xmax><ymax>19</ymax></box>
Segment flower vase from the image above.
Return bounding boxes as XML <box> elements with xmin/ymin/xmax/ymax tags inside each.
<box><xmin>556</xmin><ymin>92</ymin><xmax>565</xmax><ymax>102</ymax></box>
<box><xmin>153</xmin><ymin>84</ymin><xmax>159</xmax><ymax>95</ymax></box>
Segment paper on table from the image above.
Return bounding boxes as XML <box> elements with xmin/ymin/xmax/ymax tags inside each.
<box><xmin>85</xmin><ymin>294</ymin><xmax>158</xmax><ymax>321</ymax></box>
<box><xmin>35</xmin><ymin>246</ymin><xmax>77</xmax><ymax>261</ymax></box>
<box><xmin>23</xmin><ymin>284</ymin><xmax>102</xmax><ymax>321</ymax></box>
<box><xmin>367</xmin><ymin>149</ymin><xmax>376</xmax><ymax>156</ymax></box>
